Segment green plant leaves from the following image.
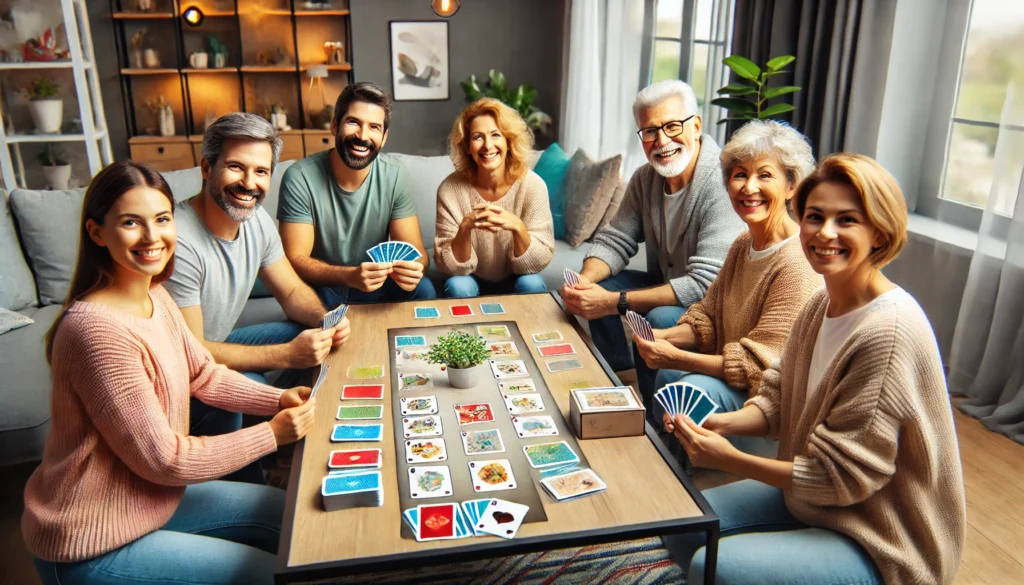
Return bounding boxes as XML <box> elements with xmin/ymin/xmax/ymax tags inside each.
<box><xmin>758</xmin><ymin>103</ymin><xmax>797</xmax><ymax>118</ymax></box>
<box><xmin>710</xmin><ymin>97</ymin><xmax>756</xmax><ymax>114</ymax></box>
<box><xmin>716</xmin><ymin>116</ymin><xmax>755</xmax><ymax>125</ymax></box>
<box><xmin>460</xmin><ymin>70</ymin><xmax>551</xmax><ymax>135</ymax></box>
<box><xmin>723</xmin><ymin>55</ymin><xmax>761</xmax><ymax>81</ymax></box>
<box><xmin>426</xmin><ymin>331</ymin><xmax>491</xmax><ymax>370</ymax></box>
<box><xmin>461</xmin><ymin>74</ymin><xmax>482</xmax><ymax>102</ymax></box>
<box><xmin>765</xmin><ymin>55</ymin><xmax>796</xmax><ymax>72</ymax></box>
<box><xmin>717</xmin><ymin>83</ymin><xmax>757</xmax><ymax>96</ymax></box>
<box><xmin>761</xmin><ymin>85</ymin><xmax>801</xmax><ymax>100</ymax></box>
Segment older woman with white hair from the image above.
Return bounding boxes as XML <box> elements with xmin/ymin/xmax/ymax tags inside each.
<box><xmin>635</xmin><ymin>120</ymin><xmax>822</xmax><ymax>429</ymax></box>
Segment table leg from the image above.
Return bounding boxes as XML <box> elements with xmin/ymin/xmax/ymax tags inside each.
<box><xmin>703</xmin><ymin>523</ymin><xmax>719</xmax><ymax>585</ymax></box>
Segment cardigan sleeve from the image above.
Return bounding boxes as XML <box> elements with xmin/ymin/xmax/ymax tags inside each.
<box><xmin>746</xmin><ymin>360</ymin><xmax>783</xmax><ymax>440</ymax></box>
<box><xmin>510</xmin><ymin>173</ymin><xmax>555</xmax><ymax>275</ymax></box>
<box><xmin>433</xmin><ymin>178</ymin><xmax>478</xmax><ymax>276</ymax></box>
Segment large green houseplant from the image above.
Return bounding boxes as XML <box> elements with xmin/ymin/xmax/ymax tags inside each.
<box><xmin>711</xmin><ymin>55</ymin><xmax>801</xmax><ymax>124</ymax></box>
<box><xmin>427</xmin><ymin>330</ymin><xmax>491</xmax><ymax>389</ymax></box>
<box><xmin>460</xmin><ymin>69</ymin><xmax>552</xmax><ymax>135</ymax></box>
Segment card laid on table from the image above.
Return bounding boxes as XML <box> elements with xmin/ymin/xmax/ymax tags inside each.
<box><xmin>331</xmin><ymin>423</ymin><xmax>383</xmax><ymax>442</ymax></box>
<box><xmin>400</xmin><ymin>395</ymin><xmax>438</xmax><ymax>415</ymax></box>
<box><xmin>322</xmin><ymin>470</ymin><xmax>380</xmax><ymax>495</ymax></box>
<box><xmin>414</xmin><ymin>306</ymin><xmax>441</xmax><ymax>319</ymax></box>
<box><xmin>336</xmin><ymin>405</ymin><xmax>384</xmax><ymax>420</ymax></box>
<box><xmin>478</xmin><ymin>324</ymin><xmax>511</xmax><ymax>338</ymax></box>
<box><xmin>398</xmin><ymin>372</ymin><xmax>434</xmax><ymax>391</ymax></box>
<box><xmin>477</xmin><ymin>498</ymin><xmax>529</xmax><ymax>539</ymax></box>
<box><xmin>538</xmin><ymin>343</ymin><xmax>576</xmax><ymax>357</ymax></box>
<box><xmin>486</xmin><ymin>341</ymin><xmax>520</xmax><ymax>358</ymax></box>
<box><xmin>405</xmin><ymin>438</ymin><xmax>448</xmax><ymax>463</ymax></box>
<box><xmin>575</xmin><ymin>387</ymin><xmax>640</xmax><ymax>411</ymax></box>
<box><xmin>395</xmin><ymin>335</ymin><xmax>427</xmax><ymax>348</ymax></box>
<box><xmin>467</xmin><ymin>459</ymin><xmax>517</xmax><ymax>493</ymax></box>
<box><xmin>498</xmin><ymin>379</ymin><xmax>536</xmax><ymax>394</ymax></box>
<box><xmin>503</xmin><ymin>392</ymin><xmax>545</xmax><ymax>415</ymax></box>
<box><xmin>480</xmin><ymin>302</ymin><xmax>506</xmax><ymax>315</ymax></box>
<box><xmin>341</xmin><ymin>384</ymin><xmax>384</xmax><ymax>400</ymax></box>
<box><xmin>328</xmin><ymin>448</ymin><xmax>382</xmax><ymax>469</ymax></box>
<box><xmin>540</xmin><ymin>468</ymin><xmax>607</xmax><ymax>501</ymax></box>
<box><xmin>511</xmin><ymin>415</ymin><xmax>559</xmax><ymax>438</ymax></box>
<box><xmin>523</xmin><ymin>441</ymin><xmax>580</xmax><ymax>469</ymax></box>
<box><xmin>545</xmin><ymin>357</ymin><xmax>583</xmax><ymax>372</ymax></box>
<box><xmin>347</xmin><ymin>364</ymin><xmax>384</xmax><ymax>379</ymax></box>
<box><xmin>461</xmin><ymin>499</ymin><xmax>492</xmax><ymax>534</ymax></box>
<box><xmin>449</xmin><ymin>304</ymin><xmax>474</xmax><ymax>317</ymax></box>
<box><xmin>395</xmin><ymin>349</ymin><xmax>429</xmax><ymax>367</ymax></box>
<box><xmin>454</xmin><ymin>402</ymin><xmax>496</xmax><ymax>425</ymax></box>
<box><xmin>490</xmin><ymin>359</ymin><xmax>530</xmax><ymax>378</ymax></box>
<box><xmin>531</xmin><ymin>330</ymin><xmax>564</xmax><ymax>344</ymax></box>
<box><xmin>461</xmin><ymin>428</ymin><xmax>505</xmax><ymax>455</ymax></box>
<box><xmin>415</xmin><ymin>503</ymin><xmax>458</xmax><ymax>540</ymax></box>
<box><xmin>408</xmin><ymin>465</ymin><xmax>453</xmax><ymax>499</ymax></box>
<box><xmin>403</xmin><ymin>414</ymin><xmax>443</xmax><ymax>438</ymax></box>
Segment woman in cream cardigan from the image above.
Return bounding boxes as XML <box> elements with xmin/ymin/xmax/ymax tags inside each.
<box><xmin>664</xmin><ymin>154</ymin><xmax>965</xmax><ymax>585</ymax></box>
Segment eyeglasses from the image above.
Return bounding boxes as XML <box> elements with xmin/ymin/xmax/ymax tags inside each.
<box><xmin>636</xmin><ymin>115</ymin><xmax>696</xmax><ymax>143</ymax></box>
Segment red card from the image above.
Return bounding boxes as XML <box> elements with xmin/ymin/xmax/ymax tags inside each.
<box><xmin>329</xmin><ymin>449</ymin><xmax>381</xmax><ymax>468</ymax></box>
<box><xmin>539</xmin><ymin>343</ymin><xmax>576</xmax><ymax>357</ymax></box>
<box><xmin>449</xmin><ymin>304</ymin><xmax>474</xmax><ymax>317</ymax></box>
<box><xmin>342</xmin><ymin>384</ymin><xmax>384</xmax><ymax>400</ymax></box>
<box><xmin>418</xmin><ymin>503</ymin><xmax>457</xmax><ymax>540</ymax></box>
<box><xmin>455</xmin><ymin>403</ymin><xmax>496</xmax><ymax>425</ymax></box>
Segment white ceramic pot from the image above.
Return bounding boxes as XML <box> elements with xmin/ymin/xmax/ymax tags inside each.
<box><xmin>42</xmin><ymin>164</ymin><xmax>72</xmax><ymax>190</ymax></box>
<box><xmin>158</xmin><ymin>106</ymin><xmax>174</xmax><ymax>136</ymax></box>
<box><xmin>28</xmin><ymin>99</ymin><xmax>63</xmax><ymax>133</ymax></box>
<box><xmin>447</xmin><ymin>364</ymin><xmax>482</xmax><ymax>389</ymax></box>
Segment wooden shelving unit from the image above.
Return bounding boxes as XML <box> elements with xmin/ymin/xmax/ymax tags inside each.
<box><xmin>112</xmin><ymin>0</ymin><xmax>353</xmax><ymax>172</ymax></box>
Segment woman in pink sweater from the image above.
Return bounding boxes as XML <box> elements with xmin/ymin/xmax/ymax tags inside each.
<box><xmin>23</xmin><ymin>161</ymin><xmax>316</xmax><ymax>585</ymax></box>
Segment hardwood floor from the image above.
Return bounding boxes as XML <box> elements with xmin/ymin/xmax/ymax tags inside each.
<box><xmin>2</xmin><ymin>389</ymin><xmax>1021</xmax><ymax>584</ymax></box>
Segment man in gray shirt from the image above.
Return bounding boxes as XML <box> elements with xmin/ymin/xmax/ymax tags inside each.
<box><xmin>164</xmin><ymin>113</ymin><xmax>350</xmax><ymax>480</ymax></box>
<box><xmin>562</xmin><ymin>80</ymin><xmax>743</xmax><ymax>401</ymax></box>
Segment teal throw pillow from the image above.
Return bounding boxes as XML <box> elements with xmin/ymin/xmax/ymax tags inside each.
<box><xmin>533</xmin><ymin>142</ymin><xmax>573</xmax><ymax>240</ymax></box>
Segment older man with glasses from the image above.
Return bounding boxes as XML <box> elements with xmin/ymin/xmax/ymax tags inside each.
<box><xmin>562</xmin><ymin>79</ymin><xmax>744</xmax><ymax>400</ymax></box>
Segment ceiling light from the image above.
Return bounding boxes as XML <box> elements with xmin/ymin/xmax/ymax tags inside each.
<box><xmin>183</xmin><ymin>6</ymin><xmax>204</xmax><ymax>27</ymax></box>
<box><xmin>431</xmin><ymin>0</ymin><xmax>460</xmax><ymax>18</ymax></box>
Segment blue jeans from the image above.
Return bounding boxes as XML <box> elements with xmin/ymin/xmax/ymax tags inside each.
<box><xmin>589</xmin><ymin>270</ymin><xmax>687</xmax><ymax>373</ymax></box>
<box><xmin>443</xmin><ymin>274</ymin><xmax>548</xmax><ymax>298</ymax></box>
<box><xmin>34</xmin><ymin>481</ymin><xmax>285</xmax><ymax>585</ymax></box>
<box><xmin>319</xmin><ymin>276</ymin><xmax>437</xmax><ymax>309</ymax></box>
<box><xmin>664</xmin><ymin>480</ymin><xmax>881</xmax><ymax>584</ymax></box>
<box><xmin>654</xmin><ymin>371</ymin><xmax>777</xmax><ymax>458</ymax></box>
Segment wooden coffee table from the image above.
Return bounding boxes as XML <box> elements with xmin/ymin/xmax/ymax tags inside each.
<box><xmin>275</xmin><ymin>293</ymin><xmax>719</xmax><ymax>584</ymax></box>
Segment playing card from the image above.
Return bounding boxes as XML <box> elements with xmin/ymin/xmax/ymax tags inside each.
<box><xmin>625</xmin><ymin>310</ymin><xmax>656</xmax><ymax>342</ymax></box>
<box><xmin>462</xmin><ymin>499</ymin><xmax>491</xmax><ymax>534</ymax></box>
<box><xmin>540</xmin><ymin>468</ymin><xmax>607</xmax><ymax>501</ymax></box>
<box><xmin>467</xmin><ymin>459</ymin><xmax>517</xmax><ymax>493</ymax></box>
<box><xmin>322</xmin><ymin>304</ymin><xmax>349</xmax><ymax>330</ymax></box>
<box><xmin>398</xmin><ymin>372</ymin><xmax>434</xmax><ymax>391</ymax></box>
<box><xmin>395</xmin><ymin>349</ymin><xmax>429</xmax><ymax>366</ymax></box>
<box><xmin>686</xmin><ymin>392</ymin><xmax>719</xmax><ymax>426</ymax></box>
<box><xmin>575</xmin><ymin>387</ymin><xmax>640</xmax><ymax>411</ymax></box>
<box><xmin>490</xmin><ymin>359</ymin><xmax>530</xmax><ymax>378</ymax></box>
<box><xmin>405</xmin><ymin>438</ymin><xmax>448</xmax><ymax>463</ymax></box>
<box><xmin>563</xmin><ymin>267</ymin><xmax>581</xmax><ymax>287</ymax></box>
<box><xmin>336</xmin><ymin>405</ymin><xmax>384</xmax><ymax>420</ymax></box>
<box><xmin>310</xmin><ymin>363</ymin><xmax>330</xmax><ymax>400</ymax></box>
<box><xmin>414</xmin><ymin>306</ymin><xmax>441</xmax><ymax>319</ymax></box>
<box><xmin>341</xmin><ymin>384</ymin><xmax>384</xmax><ymax>400</ymax></box>
<box><xmin>328</xmin><ymin>448</ymin><xmax>382</xmax><ymax>469</ymax></box>
<box><xmin>498</xmin><ymin>379</ymin><xmax>536</xmax><ymax>393</ymax></box>
<box><xmin>395</xmin><ymin>335</ymin><xmax>427</xmax><ymax>348</ymax></box>
<box><xmin>523</xmin><ymin>441</ymin><xmax>580</xmax><ymax>469</ymax></box>
<box><xmin>416</xmin><ymin>503</ymin><xmax>458</xmax><ymax>539</ymax></box>
<box><xmin>538</xmin><ymin>343</ymin><xmax>576</xmax><ymax>357</ymax></box>
<box><xmin>476</xmin><ymin>498</ymin><xmax>529</xmax><ymax>539</ymax></box>
<box><xmin>477</xmin><ymin>325</ymin><xmax>511</xmax><ymax>338</ymax></box>
<box><xmin>486</xmin><ymin>341</ymin><xmax>520</xmax><ymax>358</ymax></box>
<box><xmin>460</xmin><ymin>428</ymin><xmax>505</xmax><ymax>455</ymax></box>
<box><xmin>408</xmin><ymin>465</ymin><xmax>453</xmax><ymax>499</ymax></box>
<box><xmin>454</xmin><ymin>402</ymin><xmax>496</xmax><ymax>425</ymax></box>
<box><xmin>502</xmin><ymin>392</ymin><xmax>545</xmax><ymax>415</ymax></box>
<box><xmin>402</xmin><ymin>507</ymin><xmax>420</xmax><ymax>538</ymax></box>
<box><xmin>531</xmin><ymin>330</ymin><xmax>564</xmax><ymax>343</ymax></box>
<box><xmin>330</xmin><ymin>423</ymin><xmax>384</xmax><ymax>442</ymax></box>
<box><xmin>403</xmin><ymin>414</ymin><xmax>443</xmax><ymax>438</ymax></box>
<box><xmin>511</xmin><ymin>415</ymin><xmax>559</xmax><ymax>438</ymax></box>
<box><xmin>347</xmin><ymin>365</ymin><xmax>384</xmax><ymax>379</ymax></box>
<box><xmin>367</xmin><ymin>244</ymin><xmax>383</xmax><ymax>263</ymax></box>
<box><xmin>449</xmin><ymin>304</ymin><xmax>474</xmax><ymax>317</ymax></box>
<box><xmin>400</xmin><ymin>395</ymin><xmax>438</xmax><ymax>415</ymax></box>
<box><xmin>545</xmin><ymin>357</ymin><xmax>583</xmax><ymax>372</ymax></box>
<box><xmin>480</xmin><ymin>303</ymin><xmax>506</xmax><ymax>315</ymax></box>
<box><xmin>322</xmin><ymin>470</ymin><xmax>381</xmax><ymax>495</ymax></box>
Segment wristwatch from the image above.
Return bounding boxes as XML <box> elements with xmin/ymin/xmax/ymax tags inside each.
<box><xmin>617</xmin><ymin>290</ymin><xmax>629</xmax><ymax>315</ymax></box>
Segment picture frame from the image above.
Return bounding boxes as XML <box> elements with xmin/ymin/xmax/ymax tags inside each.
<box><xmin>388</xmin><ymin>20</ymin><xmax>450</xmax><ymax>101</ymax></box>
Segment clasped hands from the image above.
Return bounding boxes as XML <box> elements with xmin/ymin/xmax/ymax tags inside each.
<box><xmin>460</xmin><ymin>203</ymin><xmax>526</xmax><ymax>236</ymax></box>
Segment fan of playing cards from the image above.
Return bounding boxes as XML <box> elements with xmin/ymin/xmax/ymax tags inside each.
<box><xmin>323</xmin><ymin>303</ymin><xmax>348</xmax><ymax>330</ymax></box>
<box><xmin>367</xmin><ymin>240</ymin><xmax>421</xmax><ymax>264</ymax></box>
<box><xmin>563</xmin><ymin>267</ymin><xmax>582</xmax><ymax>287</ymax></box>
<box><xmin>625</xmin><ymin>310</ymin><xmax>655</xmax><ymax>342</ymax></box>
<box><xmin>655</xmin><ymin>382</ymin><xmax>720</xmax><ymax>427</ymax></box>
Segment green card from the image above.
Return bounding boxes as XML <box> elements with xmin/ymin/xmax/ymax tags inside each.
<box><xmin>347</xmin><ymin>364</ymin><xmax>385</xmax><ymax>379</ymax></box>
<box><xmin>337</xmin><ymin>405</ymin><xmax>384</xmax><ymax>420</ymax></box>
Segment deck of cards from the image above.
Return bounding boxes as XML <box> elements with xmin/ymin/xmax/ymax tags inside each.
<box><xmin>367</xmin><ymin>240</ymin><xmax>420</xmax><ymax>263</ymax></box>
<box><xmin>321</xmin><ymin>469</ymin><xmax>383</xmax><ymax>511</ymax></box>
<box><xmin>625</xmin><ymin>310</ymin><xmax>655</xmax><ymax>342</ymax></box>
<box><xmin>655</xmin><ymin>382</ymin><xmax>720</xmax><ymax>426</ymax></box>
<box><xmin>323</xmin><ymin>303</ymin><xmax>349</xmax><ymax>330</ymax></box>
<box><xmin>563</xmin><ymin>267</ymin><xmax>582</xmax><ymax>287</ymax></box>
<box><xmin>540</xmin><ymin>467</ymin><xmax>607</xmax><ymax>501</ymax></box>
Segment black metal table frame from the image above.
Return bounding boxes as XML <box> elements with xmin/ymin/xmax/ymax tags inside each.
<box><xmin>275</xmin><ymin>292</ymin><xmax>719</xmax><ymax>585</ymax></box>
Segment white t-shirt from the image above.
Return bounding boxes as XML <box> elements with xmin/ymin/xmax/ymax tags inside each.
<box><xmin>806</xmin><ymin>287</ymin><xmax>909</xmax><ymax>401</ymax></box>
<box><xmin>748</xmin><ymin>233</ymin><xmax>799</xmax><ymax>261</ymax></box>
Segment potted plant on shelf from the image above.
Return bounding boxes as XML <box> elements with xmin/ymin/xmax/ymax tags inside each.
<box><xmin>426</xmin><ymin>330</ymin><xmax>491</xmax><ymax>389</ymax></box>
<box><xmin>209</xmin><ymin>36</ymin><xmax>229</xmax><ymax>69</ymax></box>
<box><xmin>145</xmin><ymin>96</ymin><xmax>174</xmax><ymax>137</ymax></box>
<box><xmin>25</xmin><ymin>77</ymin><xmax>62</xmax><ymax>134</ymax></box>
<box><xmin>37</xmin><ymin>144</ymin><xmax>71</xmax><ymax>190</ymax></box>
<box><xmin>130</xmin><ymin>29</ymin><xmax>147</xmax><ymax>69</ymax></box>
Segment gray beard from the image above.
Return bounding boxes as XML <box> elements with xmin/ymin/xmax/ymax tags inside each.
<box><xmin>210</xmin><ymin>187</ymin><xmax>263</xmax><ymax>222</ymax></box>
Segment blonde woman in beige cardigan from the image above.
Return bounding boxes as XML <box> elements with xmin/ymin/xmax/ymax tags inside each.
<box><xmin>634</xmin><ymin>120</ymin><xmax>822</xmax><ymax>423</ymax></box>
<box><xmin>663</xmin><ymin>154</ymin><xmax>965</xmax><ymax>585</ymax></box>
<box><xmin>434</xmin><ymin>98</ymin><xmax>555</xmax><ymax>298</ymax></box>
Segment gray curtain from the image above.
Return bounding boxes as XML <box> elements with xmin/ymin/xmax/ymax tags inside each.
<box><xmin>728</xmin><ymin>0</ymin><xmax>895</xmax><ymax>156</ymax></box>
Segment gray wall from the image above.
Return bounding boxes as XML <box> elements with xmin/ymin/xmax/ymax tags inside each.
<box><xmin>350</xmin><ymin>0</ymin><xmax>566</xmax><ymax>156</ymax></box>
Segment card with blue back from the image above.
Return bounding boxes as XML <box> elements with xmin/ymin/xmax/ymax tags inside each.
<box><xmin>480</xmin><ymin>303</ymin><xmax>506</xmax><ymax>315</ymax></box>
<box><xmin>331</xmin><ymin>423</ymin><xmax>384</xmax><ymax>442</ymax></box>
<box><xmin>322</xmin><ymin>471</ymin><xmax>381</xmax><ymax>495</ymax></box>
<box><xmin>414</xmin><ymin>306</ymin><xmax>441</xmax><ymax>319</ymax></box>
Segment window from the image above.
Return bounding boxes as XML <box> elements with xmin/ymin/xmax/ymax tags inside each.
<box><xmin>940</xmin><ymin>0</ymin><xmax>1024</xmax><ymax>216</ymax></box>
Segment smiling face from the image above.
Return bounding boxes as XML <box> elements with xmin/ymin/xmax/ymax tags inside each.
<box><xmin>466</xmin><ymin>114</ymin><xmax>507</xmax><ymax>175</ymax></box>
<box><xmin>638</xmin><ymin>95</ymin><xmax>702</xmax><ymax>178</ymax></box>
<box><xmin>727</xmin><ymin>156</ymin><xmax>795</xmax><ymax>228</ymax></box>
<box><xmin>203</xmin><ymin>138</ymin><xmax>272</xmax><ymax>222</ymax></box>
<box><xmin>86</xmin><ymin>186</ymin><xmax>176</xmax><ymax>280</ymax></box>
<box><xmin>800</xmin><ymin>181</ymin><xmax>884</xmax><ymax>280</ymax></box>
<box><xmin>332</xmin><ymin>100</ymin><xmax>388</xmax><ymax>170</ymax></box>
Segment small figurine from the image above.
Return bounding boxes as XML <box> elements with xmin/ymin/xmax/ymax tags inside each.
<box><xmin>23</xmin><ymin>27</ymin><xmax>69</xmax><ymax>62</ymax></box>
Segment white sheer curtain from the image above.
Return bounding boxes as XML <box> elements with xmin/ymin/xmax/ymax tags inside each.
<box><xmin>560</xmin><ymin>0</ymin><xmax>647</xmax><ymax>174</ymax></box>
<box><xmin>948</xmin><ymin>84</ymin><xmax>1024</xmax><ymax>444</ymax></box>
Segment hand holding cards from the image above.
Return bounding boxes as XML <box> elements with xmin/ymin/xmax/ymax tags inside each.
<box><xmin>367</xmin><ymin>240</ymin><xmax>421</xmax><ymax>263</ymax></box>
<box><xmin>625</xmin><ymin>310</ymin><xmax>655</xmax><ymax>342</ymax></box>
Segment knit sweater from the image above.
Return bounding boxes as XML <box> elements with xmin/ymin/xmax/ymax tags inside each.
<box><xmin>433</xmin><ymin>170</ymin><xmax>555</xmax><ymax>282</ymax></box>
<box><xmin>22</xmin><ymin>286</ymin><xmax>282</xmax><ymax>563</ymax></box>
<box><xmin>678</xmin><ymin>231</ymin><xmax>822</xmax><ymax>391</ymax></box>
<box><xmin>586</xmin><ymin>135</ymin><xmax>745</xmax><ymax>306</ymax></box>
<box><xmin>748</xmin><ymin>288</ymin><xmax>966</xmax><ymax>585</ymax></box>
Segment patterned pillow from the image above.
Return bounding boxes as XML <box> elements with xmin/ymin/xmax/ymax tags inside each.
<box><xmin>563</xmin><ymin>150</ymin><xmax>622</xmax><ymax>248</ymax></box>
<box><xmin>596</xmin><ymin>179</ymin><xmax>627</xmax><ymax>233</ymax></box>
<box><xmin>0</xmin><ymin>307</ymin><xmax>33</xmax><ymax>335</ymax></box>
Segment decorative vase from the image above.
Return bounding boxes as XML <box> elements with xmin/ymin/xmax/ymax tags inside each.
<box><xmin>213</xmin><ymin>53</ymin><xmax>226</xmax><ymax>68</ymax></box>
<box><xmin>132</xmin><ymin>49</ymin><xmax>143</xmax><ymax>68</ymax></box>
<box><xmin>447</xmin><ymin>364</ymin><xmax>482</xmax><ymax>389</ymax></box>
<box><xmin>189</xmin><ymin>52</ymin><xmax>208</xmax><ymax>69</ymax></box>
<box><xmin>144</xmin><ymin>49</ymin><xmax>159</xmax><ymax>68</ymax></box>
<box><xmin>28</xmin><ymin>99</ymin><xmax>63</xmax><ymax>133</ymax></box>
<box><xmin>42</xmin><ymin>164</ymin><xmax>72</xmax><ymax>190</ymax></box>
<box><xmin>158</xmin><ymin>105</ymin><xmax>174</xmax><ymax>137</ymax></box>
<box><xmin>271</xmin><ymin>111</ymin><xmax>287</xmax><ymax>131</ymax></box>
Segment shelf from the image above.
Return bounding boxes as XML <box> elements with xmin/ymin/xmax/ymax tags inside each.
<box><xmin>0</xmin><ymin>61</ymin><xmax>93</xmax><ymax>70</ymax></box>
<box><xmin>112</xmin><ymin>12</ymin><xmax>175</xmax><ymax>19</ymax></box>
<box><xmin>303</xmin><ymin>63</ymin><xmax>352</xmax><ymax>72</ymax></box>
<box><xmin>181</xmin><ymin>10</ymin><xmax>236</xmax><ymax>17</ymax></box>
<box><xmin>5</xmin><ymin>129</ymin><xmax>108</xmax><ymax>143</ymax></box>
<box><xmin>294</xmin><ymin>9</ymin><xmax>350</xmax><ymax>16</ymax></box>
<box><xmin>121</xmin><ymin>68</ymin><xmax>179</xmax><ymax>75</ymax></box>
<box><xmin>240</xmin><ymin>65</ymin><xmax>297</xmax><ymax>73</ymax></box>
<box><xmin>130</xmin><ymin>135</ymin><xmax>190</xmax><ymax>144</ymax></box>
<box><xmin>248</xmin><ymin>9</ymin><xmax>293</xmax><ymax>16</ymax></box>
<box><xmin>182</xmin><ymin>67</ymin><xmax>239</xmax><ymax>74</ymax></box>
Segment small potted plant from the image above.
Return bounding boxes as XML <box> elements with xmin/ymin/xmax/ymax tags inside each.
<box><xmin>426</xmin><ymin>330</ymin><xmax>491</xmax><ymax>389</ymax></box>
<box><xmin>130</xmin><ymin>29</ymin><xmax>147</xmax><ymax>69</ymax></box>
<box><xmin>25</xmin><ymin>77</ymin><xmax>62</xmax><ymax>133</ymax></box>
<box><xmin>37</xmin><ymin>144</ymin><xmax>71</xmax><ymax>190</ymax></box>
<box><xmin>209</xmin><ymin>36</ymin><xmax>229</xmax><ymax>69</ymax></box>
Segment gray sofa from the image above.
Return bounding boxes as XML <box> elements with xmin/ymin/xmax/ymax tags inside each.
<box><xmin>0</xmin><ymin>152</ymin><xmax>645</xmax><ymax>466</ymax></box>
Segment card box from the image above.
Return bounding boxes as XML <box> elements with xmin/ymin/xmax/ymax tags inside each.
<box><xmin>569</xmin><ymin>386</ymin><xmax>646</xmax><ymax>439</ymax></box>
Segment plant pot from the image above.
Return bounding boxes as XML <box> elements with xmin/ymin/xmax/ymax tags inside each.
<box><xmin>447</xmin><ymin>364</ymin><xmax>482</xmax><ymax>389</ymax></box>
<box><xmin>42</xmin><ymin>164</ymin><xmax>71</xmax><ymax>190</ymax></box>
<box><xmin>28</xmin><ymin>99</ymin><xmax>63</xmax><ymax>133</ymax></box>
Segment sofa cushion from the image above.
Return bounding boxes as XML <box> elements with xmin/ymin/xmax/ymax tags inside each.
<box><xmin>162</xmin><ymin>167</ymin><xmax>204</xmax><ymax>203</ymax></box>
<box><xmin>0</xmin><ymin>307</ymin><xmax>33</xmax><ymax>335</ymax></box>
<box><xmin>0</xmin><ymin>304</ymin><xmax>57</xmax><ymax>464</ymax></box>
<box><xmin>532</xmin><ymin>143</ymin><xmax>573</xmax><ymax>240</ymax></box>
<box><xmin>0</xmin><ymin>192</ymin><xmax>38</xmax><ymax>310</ymax></box>
<box><xmin>563</xmin><ymin>150</ymin><xmax>623</xmax><ymax>248</ymax></box>
<box><xmin>9</xmin><ymin>188</ymin><xmax>87</xmax><ymax>305</ymax></box>
<box><xmin>596</xmin><ymin>179</ymin><xmax>627</xmax><ymax>234</ymax></box>
<box><xmin>387</xmin><ymin>153</ymin><xmax>456</xmax><ymax>245</ymax></box>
